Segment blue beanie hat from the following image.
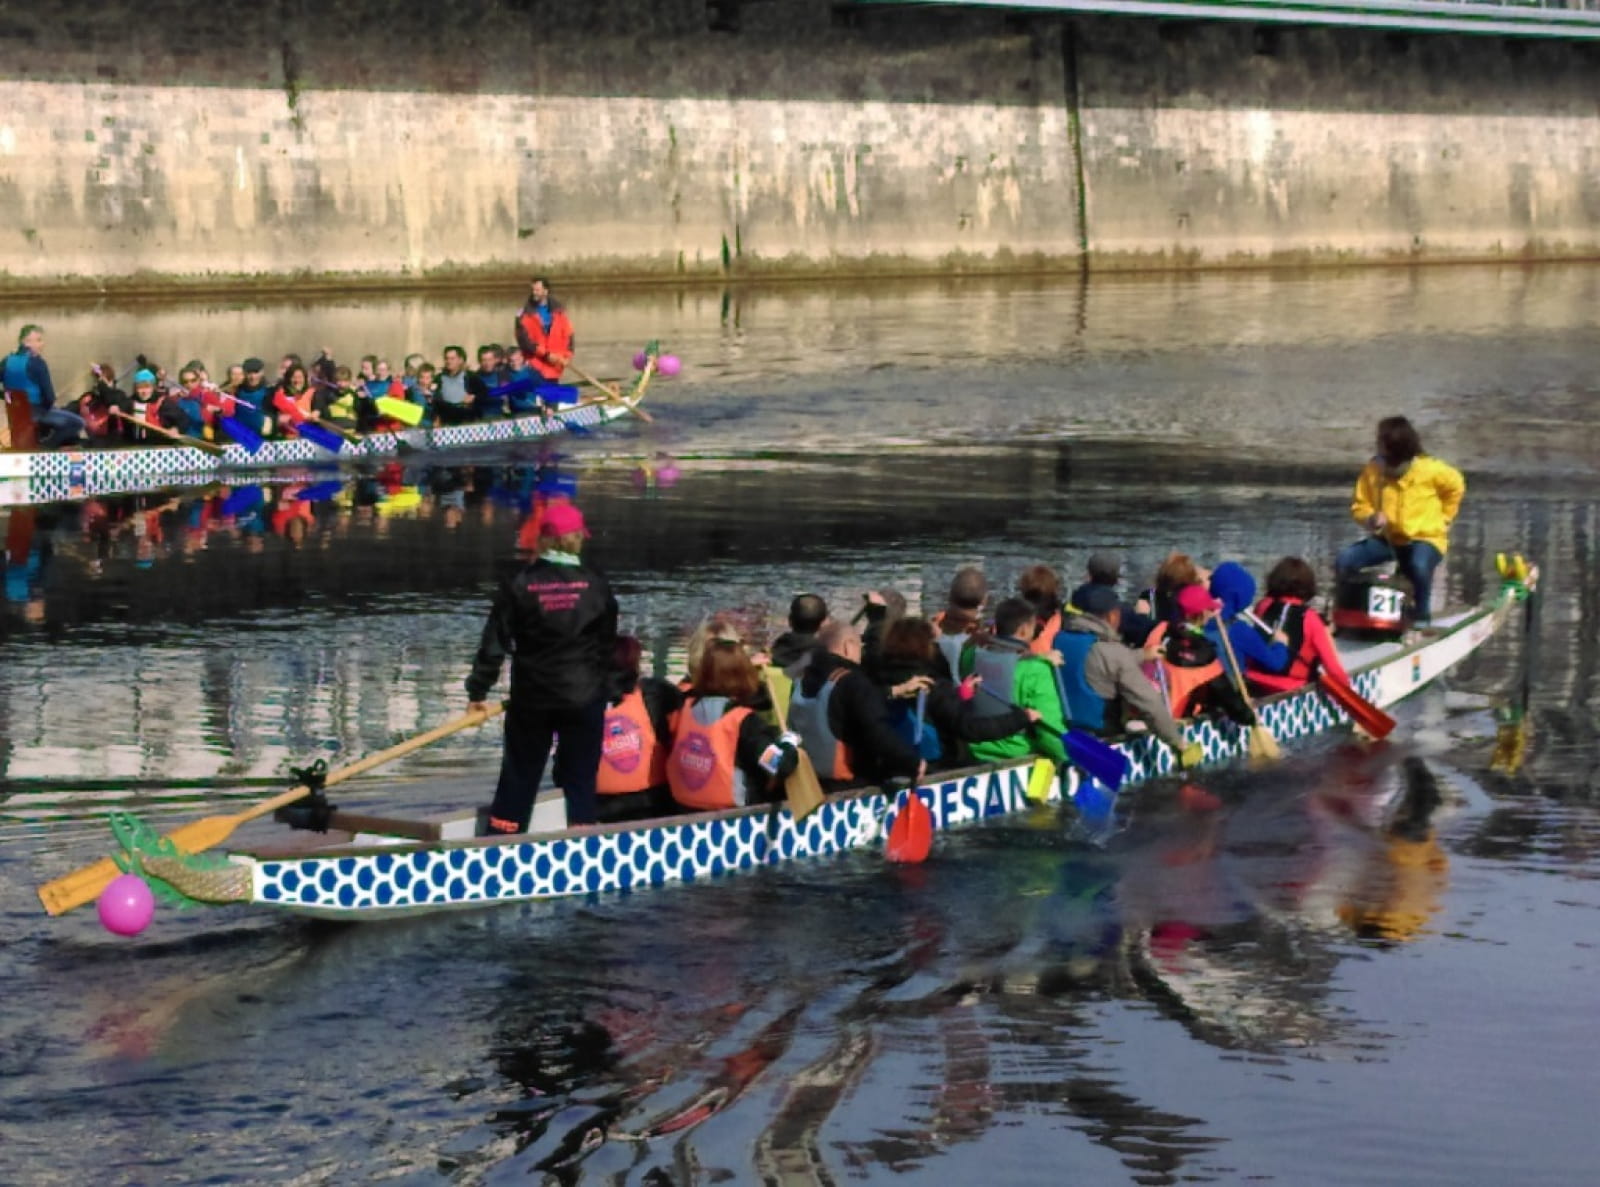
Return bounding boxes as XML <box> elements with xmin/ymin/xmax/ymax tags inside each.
<box><xmin>133</xmin><ymin>369</ymin><xmax>156</xmax><ymax>385</ymax></box>
<box><xmin>1208</xmin><ymin>562</ymin><xmax>1257</xmax><ymax>618</ymax></box>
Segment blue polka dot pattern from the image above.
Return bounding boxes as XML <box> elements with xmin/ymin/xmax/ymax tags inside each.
<box><xmin>246</xmin><ymin>601</ymin><xmax>1509</xmax><ymax>919</ymax></box>
<box><xmin>3</xmin><ymin>398</ymin><xmax>629</xmax><ymax>505</ymax></box>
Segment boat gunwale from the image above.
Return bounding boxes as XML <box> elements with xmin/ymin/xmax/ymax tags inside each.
<box><xmin>227</xmin><ymin>588</ymin><xmax>1514</xmax><ymax>867</ymax></box>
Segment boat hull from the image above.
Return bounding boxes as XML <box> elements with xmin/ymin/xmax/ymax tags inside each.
<box><xmin>0</xmin><ymin>393</ymin><xmax>638</xmax><ymax>507</ymax></box>
<box><xmin>133</xmin><ymin>579</ymin><xmax>1530</xmax><ymax>921</ymax></box>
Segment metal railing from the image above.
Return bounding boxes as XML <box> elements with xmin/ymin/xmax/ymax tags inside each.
<box><xmin>852</xmin><ymin>0</ymin><xmax>1600</xmax><ymax>38</ymax></box>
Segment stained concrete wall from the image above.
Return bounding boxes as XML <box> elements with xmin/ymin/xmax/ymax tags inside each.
<box><xmin>0</xmin><ymin>0</ymin><xmax>1595</xmax><ymax>287</ymax></box>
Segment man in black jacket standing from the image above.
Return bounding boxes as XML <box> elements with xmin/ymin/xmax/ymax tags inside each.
<box><xmin>467</xmin><ymin>502</ymin><xmax>619</xmax><ymax>831</ymax></box>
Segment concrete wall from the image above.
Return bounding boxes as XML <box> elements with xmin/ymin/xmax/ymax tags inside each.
<box><xmin>0</xmin><ymin>0</ymin><xmax>1595</xmax><ymax>287</ymax></box>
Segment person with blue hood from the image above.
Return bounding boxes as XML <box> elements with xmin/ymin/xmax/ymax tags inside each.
<box><xmin>3</xmin><ymin>324</ymin><xmax>84</xmax><ymax>449</ymax></box>
<box><xmin>1205</xmin><ymin>562</ymin><xmax>1292</xmax><ymax>687</ymax></box>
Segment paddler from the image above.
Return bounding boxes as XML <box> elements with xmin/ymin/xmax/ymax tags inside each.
<box><xmin>466</xmin><ymin>501</ymin><xmax>618</xmax><ymax>832</ymax></box>
<box><xmin>514</xmin><ymin>276</ymin><xmax>576</xmax><ymax>384</ymax></box>
<box><xmin>1056</xmin><ymin>586</ymin><xmax>1202</xmax><ymax>766</ymax></box>
<box><xmin>963</xmin><ymin>597</ymin><xmax>1070</xmax><ymax>767</ymax></box>
<box><xmin>1336</xmin><ymin>416</ymin><xmax>1465</xmax><ymax>627</ymax></box>
<box><xmin>789</xmin><ymin>620</ymin><xmax>924</xmax><ymax>790</ymax></box>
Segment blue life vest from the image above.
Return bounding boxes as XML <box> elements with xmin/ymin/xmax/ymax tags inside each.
<box><xmin>3</xmin><ymin>350</ymin><xmax>40</xmax><ymax>406</ymax></box>
<box><xmin>1053</xmin><ymin>629</ymin><xmax>1108</xmax><ymax>733</ymax></box>
<box><xmin>888</xmin><ymin>698</ymin><xmax>942</xmax><ymax>762</ymax></box>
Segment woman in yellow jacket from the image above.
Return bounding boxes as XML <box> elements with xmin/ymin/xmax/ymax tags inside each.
<box><xmin>1336</xmin><ymin>416</ymin><xmax>1465</xmax><ymax>625</ymax></box>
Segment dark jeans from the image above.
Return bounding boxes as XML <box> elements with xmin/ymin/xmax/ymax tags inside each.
<box><xmin>487</xmin><ymin>696</ymin><xmax>607</xmax><ymax>831</ymax></box>
<box><xmin>1336</xmin><ymin>536</ymin><xmax>1444</xmax><ymax>623</ymax></box>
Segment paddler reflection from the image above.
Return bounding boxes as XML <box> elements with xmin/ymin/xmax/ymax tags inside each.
<box><xmin>1328</xmin><ymin>756</ymin><xmax>1449</xmax><ymax>943</ymax></box>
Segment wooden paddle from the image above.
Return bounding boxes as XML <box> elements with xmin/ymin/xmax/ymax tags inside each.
<box><xmin>569</xmin><ymin>359</ymin><xmax>656</xmax><ymax>425</ymax></box>
<box><xmin>1317</xmin><ymin>672</ymin><xmax>1396</xmax><ymax>740</ymax></box>
<box><xmin>109</xmin><ymin>407</ymin><xmax>226</xmax><ymax>455</ymax></box>
<box><xmin>37</xmin><ymin>703</ymin><xmax>506</xmax><ymax>916</ymax></box>
<box><xmin>1211</xmin><ymin>613</ymin><xmax>1282</xmax><ymax>764</ymax></box>
<box><xmin>761</xmin><ymin>667</ymin><xmax>825</xmax><ymax>820</ymax></box>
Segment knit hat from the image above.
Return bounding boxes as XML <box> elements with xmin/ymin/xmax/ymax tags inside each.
<box><xmin>1074</xmin><ymin>584</ymin><xmax>1120</xmax><ymax>618</ymax></box>
<box><xmin>132</xmin><ymin>369</ymin><xmax>156</xmax><ymax>385</ymax></box>
<box><xmin>1207</xmin><ymin>562</ymin><xmax>1258</xmax><ymax>619</ymax></box>
<box><xmin>1086</xmin><ymin>553</ymin><xmax>1121</xmax><ymax>584</ymax></box>
<box><xmin>1175</xmin><ymin>583</ymin><xmax>1221</xmax><ymax>619</ymax></box>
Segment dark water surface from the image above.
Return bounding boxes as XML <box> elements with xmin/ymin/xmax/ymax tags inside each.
<box><xmin>2</xmin><ymin>267</ymin><xmax>1597</xmax><ymax>1185</ymax></box>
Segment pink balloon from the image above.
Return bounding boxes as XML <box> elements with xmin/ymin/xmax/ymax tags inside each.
<box><xmin>656</xmin><ymin>354</ymin><xmax>682</xmax><ymax>378</ymax></box>
<box><xmin>655</xmin><ymin>463</ymin><xmax>681</xmax><ymax>488</ymax></box>
<box><xmin>632</xmin><ymin>352</ymin><xmax>649</xmax><ymax>372</ymax></box>
<box><xmin>98</xmin><ymin>873</ymin><xmax>155</xmax><ymax>936</ymax></box>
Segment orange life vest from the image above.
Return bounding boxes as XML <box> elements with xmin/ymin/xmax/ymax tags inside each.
<box><xmin>598</xmin><ymin>687</ymin><xmax>667</xmax><ymax>795</ymax></box>
<box><xmin>667</xmin><ymin>696</ymin><xmax>754</xmax><ymax>811</ymax></box>
<box><xmin>1028</xmin><ymin>610</ymin><xmax>1062</xmax><ymax>656</ymax></box>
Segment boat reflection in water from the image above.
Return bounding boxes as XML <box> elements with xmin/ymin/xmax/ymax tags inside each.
<box><xmin>55</xmin><ymin>750</ymin><xmax>1467</xmax><ymax>1182</ymax></box>
<box><xmin>0</xmin><ymin>455</ymin><xmax>683</xmax><ymax>638</ymax></box>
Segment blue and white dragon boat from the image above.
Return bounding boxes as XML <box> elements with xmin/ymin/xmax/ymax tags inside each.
<box><xmin>0</xmin><ymin>348</ymin><xmax>658</xmax><ymax>508</ymax></box>
<box><xmin>46</xmin><ymin>565</ymin><xmax>1535</xmax><ymax>924</ymax></box>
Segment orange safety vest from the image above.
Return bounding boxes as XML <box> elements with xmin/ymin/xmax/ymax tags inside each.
<box><xmin>516</xmin><ymin>305</ymin><xmax>575</xmax><ymax>381</ymax></box>
<box><xmin>597</xmin><ymin>687</ymin><xmax>667</xmax><ymax>795</ymax></box>
<box><xmin>667</xmin><ymin>697</ymin><xmax>754</xmax><ymax>812</ymax></box>
<box><xmin>1028</xmin><ymin>610</ymin><xmax>1062</xmax><ymax>656</ymax></box>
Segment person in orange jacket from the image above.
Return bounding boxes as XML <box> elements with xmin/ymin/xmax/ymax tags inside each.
<box><xmin>514</xmin><ymin>276</ymin><xmax>575</xmax><ymax>383</ymax></box>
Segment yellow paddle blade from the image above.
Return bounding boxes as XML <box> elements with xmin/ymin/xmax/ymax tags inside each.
<box><xmin>786</xmin><ymin>752</ymin><xmax>826</xmax><ymax>821</ymax></box>
<box><xmin>1026</xmin><ymin>758</ymin><xmax>1056</xmax><ymax>802</ymax></box>
<box><xmin>376</xmin><ymin>396</ymin><xmax>424</xmax><ymax>426</ymax></box>
<box><xmin>1249</xmin><ymin>724</ymin><xmax>1283</xmax><ymax>765</ymax></box>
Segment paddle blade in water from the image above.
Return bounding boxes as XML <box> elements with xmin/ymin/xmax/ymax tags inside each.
<box><xmin>375</xmin><ymin>396</ymin><xmax>424</xmax><ymax>426</ymax></box>
<box><xmin>1318</xmin><ymin>673</ymin><xmax>1396</xmax><ymax>740</ymax></box>
<box><xmin>219</xmin><ymin>416</ymin><xmax>264</xmax><ymax>455</ymax></box>
<box><xmin>1073</xmin><ymin>779</ymin><xmax>1117</xmax><ymax>832</ymax></box>
<box><xmin>220</xmin><ymin>485</ymin><xmax>264</xmax><ymax>517</ymax></box>
<box><xmin>295</xmin><ymin>421</ymin><xmax>346</xmax><ymax>454</ymax></box>
<box><xmin>1026</xmin><ymin>758</ymin><xmax>1056</xmax><ymax>803</ymax></box>
<box><xmin>886</xmin><ymin>793</ymin><xmax>933</xmax><ymax>864</ymax></box>
<box><xmin>1063</xmin><ymin>731</ymin><xmax>1129</xmax><ymax>791</ymax></box>
<box><xmin>1249</xmin><ymin>724</ymin><xmax>1283</xmax><ymax>765</ymax></box>
<box><xmin>293</xmin><ymin>480</ymin><xmax>345</xmax><ymax>503</ymax></box>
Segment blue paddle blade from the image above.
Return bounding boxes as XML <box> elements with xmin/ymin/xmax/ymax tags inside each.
<box><xmin>220</xmin><ymin>485</ymin><xmax>264</xmax><ymax>517</ymax></box>
<box><xmin>1063</xmin><ymin>730</ymin><xmax>1129</xmax><ymax>791</ymax></box>
<box><xmin>219</xmin><ymin>416</ymin><xmax>264</xmax><ymax>455</ymax></box>
<box><xmin>535</xmin><ymin>383</ymin><xmax>581</xmax><ymax>406</ymax></box>
<box><xmin>489</xmin><ymin>375</ymin><xmax>537</xmax><ymax>399</ymax></box>
<box><xmin>1073</xmin><ymin>779</ymin><xmax>1117</xmax><ymax>829</ymax></box>
<box><xmin>295</xmin><ymin>421</ymin><xmax>345</xmax><ymax>454</ymax></box>
<box><xmin>535</xmin><ymin>473</ymin><xmax>579</xmax><ymax>497</ymax></box>
<box><xmin>293</xmin><ymin>480</ymin><xmax>345</xmax><ymax>503</ymax></box>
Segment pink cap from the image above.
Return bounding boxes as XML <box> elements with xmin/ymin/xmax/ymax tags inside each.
<box><xmin>1175</xmin><ymin>583</ymin><xmax>1221</xmax><ymax>619</ymax></box>
<box><xmin>539</xmin><ymin>502</ymin><xmax>589</xmax><ymax>537</ymax></box>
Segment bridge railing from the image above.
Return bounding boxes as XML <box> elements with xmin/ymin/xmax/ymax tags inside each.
<box><xmin>851</xmin><ymin>0</ymin><xmax>1600</xmax><ymax>39</ymax></box>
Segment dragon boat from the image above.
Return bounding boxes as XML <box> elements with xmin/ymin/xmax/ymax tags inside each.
<box><xmin>41</xmin><ymin>563</ymin><xmax>1536</xmax><ymax>926</ymax></box>
<box><xmin>0</xmin><ymin>347</ymin><xmax>659</xmax><ymax>508</ymax></box>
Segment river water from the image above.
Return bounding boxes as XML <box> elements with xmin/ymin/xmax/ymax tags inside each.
<box><xmin>1</xmin><ymin>265</ymin><xmax>1597</xmax><ymax>1185</ymax></box>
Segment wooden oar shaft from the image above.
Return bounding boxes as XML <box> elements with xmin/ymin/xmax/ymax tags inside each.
<box><xmin>37</xmin><ymin>703</ymin><xmax>506</xmax><ymax>916</ymax></box>
<box><xmin>568</xmin><ymin>359</ymin><xmax>656</xmax><ymax>423</ymax></box>
<box><xmin>109</xmin><ymin>407</ymin><xmax>226</xmax><ymax>455</ymax></box>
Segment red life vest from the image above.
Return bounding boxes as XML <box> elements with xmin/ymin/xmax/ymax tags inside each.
<box><xmin>1250</xmin><ymin>597</ymin><xmax>1331</xmax><ymax>693</ymax></box>
<box><xmin>667</xmin><ymin>697</ymin><xmax>753</xmax><ymax>811</ymax></box>
<box><xmin>598</xmin><ymin>687</ymin><xmax>667</xmax><ymax>796</ymax></box>
<box><xmin>515</xmin><ymin>305</ymin><xmax>575</xmax><ymax>381</ymax></box>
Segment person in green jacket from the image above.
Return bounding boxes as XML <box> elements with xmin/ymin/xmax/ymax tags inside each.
<box><xmin>963</xmin><ymin>597</ymin><xmax>1063</xmax><ymax>765</ymax></box>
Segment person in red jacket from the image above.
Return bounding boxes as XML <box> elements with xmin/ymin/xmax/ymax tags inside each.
<box><xmin>1248</xmin><ymin>557</ymin><xmax>1351</xmax><ymax>693</ymax></box>
<box><xmin>513</xmin><ymin>277</ymin><xmax>575</xmax><ymax>382</ymax></box>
